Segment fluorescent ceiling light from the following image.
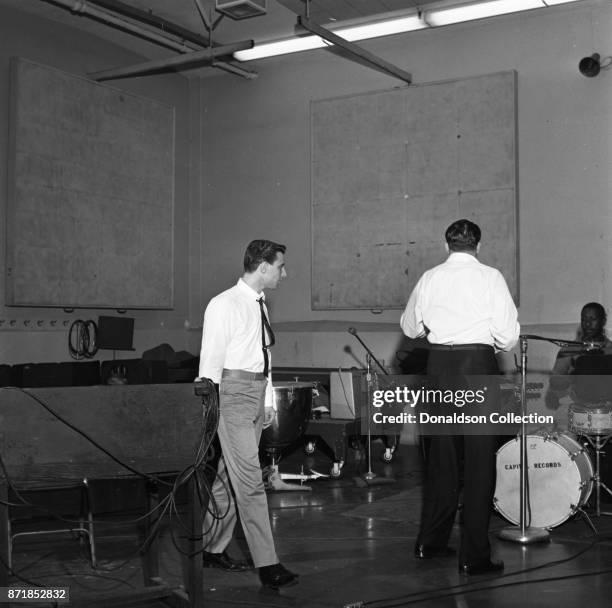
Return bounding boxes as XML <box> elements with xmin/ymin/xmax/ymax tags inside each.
<box><xmin>234</xmin><ymin>15</ymin><xmax>425</xmax><ymax>61</ymax></box>
<box><xmin>340</xmin><ymin>16</ymin><xmax>426</xmax><ymax>42</ymax></box>
<box><xmin>234</xmin><ymin>35</ymin><xmax>327</xmax><ymax>60</ymax></box>
<box><xmin>428</xmin><ymin>0</ymin><xmax>543</xmax><ymax>27</ymax></box>
<box><xmin>234</xmin><ymin>0</ymin><xmax>584</xmax><ymax>62</ymax></box>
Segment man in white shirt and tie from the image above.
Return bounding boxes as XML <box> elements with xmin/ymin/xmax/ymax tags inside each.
<box><xmin>401</xmin><ymin>219</ymin><xmax>519</xmax><ymax>576</ymax></box>
<box><xmin>198</xmin><ymin>239</ymin><xmax>298</xmax><ymax>589</ymax></box>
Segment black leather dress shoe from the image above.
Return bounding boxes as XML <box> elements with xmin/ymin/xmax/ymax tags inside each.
<box><xmin>414</xmin><ymin>544</ymin><xmax>456</xmax><ymax>559</ymax></box>
<box><xmin>459</xmin><ymin>559</ymin><xmax>504</xmax><ymax>575</ymax></box>
<box><xmin>259</xmin><ymin>563</ymin><xmax>299</xmax><ymax>589</ymax></box>
<box><xmin>202</xmin><ymin>550</ymin><xmax>251</xmax><ymax>572</ymax></box>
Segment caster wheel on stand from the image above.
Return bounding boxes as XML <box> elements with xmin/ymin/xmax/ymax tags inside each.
<box><xmin>330</xmin><ymin>460</ymin><xmax>345</xmax><ymax>478</ymax></box>
<box><xmin>381</xmin><ymin>447</ymin><xmax>395</xmax><ymax>463</ymax></box>
<box><xmin>304</xmin><ymin>440</ymin><xmax>316</xmax><ymax>455</ymax></box>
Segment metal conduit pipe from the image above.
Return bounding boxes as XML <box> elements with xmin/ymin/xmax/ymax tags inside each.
<box><xmin>87</xmin><ymin>0</ymin><xmax>214</xmax><ymax>49</ymax></box>
<box><xmin>42</xmin><ymin>0</ymin><xmax>257</xmax><ymax>78</ymax></box>
<box><xmin>43</xmin><ymin>0</ymin><xmax>199</xmax><ymax>53</ymax></box>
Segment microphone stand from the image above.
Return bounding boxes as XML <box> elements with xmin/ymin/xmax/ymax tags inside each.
<box><xmin>348</xmin><ymin>328</ymin><xmax>389</xmax><ymax>377</ymax></box>
<box><xmin>498</xmin><ymin>335</ymin><xmax>550</xmax><ymax>544</ymax></box>
<box><xmin>348</xmin><ymin>328</ymin><xmax>395</xmax><ymax>486</ymax></box>
<box><xmin>364</xmin><ymin>354</ymin><xmax>376</xmax><ymax>481</ymax></box>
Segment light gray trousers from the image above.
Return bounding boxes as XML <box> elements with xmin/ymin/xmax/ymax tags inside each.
<box><xmin>202</xmin><ymin>377</ymin><xmax>278</xmax><ymax>567</ymax></box>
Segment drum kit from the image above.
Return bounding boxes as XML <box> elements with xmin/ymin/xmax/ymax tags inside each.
<box><xmin>495</xmin><ymin>430</ymin><xmax>595</xmax><ymax>529</ymax></box>
<box><xmin>495</xmin><ymin>405</ymin><xmax>612</xmax><ymax>529</ymax></box>
<box><xmin>494</xmin><ymin>336</ymin><xmax>612</xmax><ymax>532</ymax></box>
<box><xmin>568</xmin><ymin>403</ymin><xmax>612</xmax><ymax>517</ymax></box>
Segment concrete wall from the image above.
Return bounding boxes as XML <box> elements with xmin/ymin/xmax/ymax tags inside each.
<box><xmin>0</xmin><ymin>5</ymin><xmax>196</xmax><ymax>365</ymax></box>
<box><xmin>192</xmin><ymin>0</ymin><xmax>612</xmax><ymax>375</ymax></box>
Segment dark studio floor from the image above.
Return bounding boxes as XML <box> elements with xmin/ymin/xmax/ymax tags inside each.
<box><xmin>6</xmin><ymin>439</ymin><xmax>612</xmax><ymax>608</ymax></box>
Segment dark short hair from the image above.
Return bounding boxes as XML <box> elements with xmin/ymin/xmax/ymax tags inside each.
<box><xmin>243</xmin><ymin>240</ymin><xmax>286</xmax><ymax>273</ymax></box>
<box><xmin>445</xmin><ymin>219</ymin><xmax>481</xmax><ymax>252</ymax></box>
<box><xmin>582</xmin><ymin>302</ymin><xmax>607</xmax><ymax>325</ymax></box>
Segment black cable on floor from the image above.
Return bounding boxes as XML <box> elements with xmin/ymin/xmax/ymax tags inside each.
<box><xmin>343</xmin><ymin>533</ymin><xmax>612</xmax><ymax>607</ymax></box>
<box><xmin>355</xmin><ymin>567</ymin><xmax>612</xmax><ymax>607</ymax></box>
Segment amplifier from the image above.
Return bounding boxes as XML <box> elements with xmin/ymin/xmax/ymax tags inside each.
<box><xmin>13</xmin><ymin>361</ymin><xmax>101</xmax><ymax>387</ymax></box>
<box><xmin>329</xmin><ymin>371</ymin><xmax>366</xmax><ymax>420</ymax></box>
<box><xmin>0</xmin><ymin>364</ymin><xmax>15</xmax><ymax>387</ymax></box>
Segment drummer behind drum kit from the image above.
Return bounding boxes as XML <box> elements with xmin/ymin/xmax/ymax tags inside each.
<box><xmin>494</xmin><ymin>342</ymin><xmax>612</xmax><ymax>532</ymax></box>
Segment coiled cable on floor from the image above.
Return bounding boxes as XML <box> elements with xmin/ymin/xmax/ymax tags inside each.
<box><xmin>68</xmin><ymin>319</ymin><xmax>98</xmax><ymax>359</ymax></box>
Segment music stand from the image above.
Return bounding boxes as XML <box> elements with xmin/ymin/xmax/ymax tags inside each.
<box><xmin>97</xmin><ymin>315</ymin><xmax>136</xmax><ymax>355</ymax></box>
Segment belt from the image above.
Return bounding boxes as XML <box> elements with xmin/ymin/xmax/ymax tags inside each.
<box><xmin>429</xmin><ymin>343</ymin><xmax>493</xmax><ymax>351</ymax></box>
<box><xmin>222</xmin><ymin>369</ymin><xmax>266</xmax><ymax>381</ymax></box>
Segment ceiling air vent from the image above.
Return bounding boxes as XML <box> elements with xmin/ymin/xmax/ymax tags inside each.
<box><xmin>215</xmin><ymin>0</ymin><xmax>267</xmax><ymax>20</ymax></box>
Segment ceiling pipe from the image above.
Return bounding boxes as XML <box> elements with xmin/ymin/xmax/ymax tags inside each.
<box><xmin>43</xmin><ymin>0</ymin><xmax>197</xmax><ymax>52</ymax></box>
<box><xmin>41</xmin><ymin>0</ymin><xmax>257</xmax><ymax>79</ymax></box>
<box><xmin>212</xmin><ymin>60</ymin><xmax>258</xmax><ymax>79</ymax></box>
<box><xmin>87</xmin><ymin>0</ymin><xmax>214</xmax><ymax>48</ymax></box>
<box><xmin>89</xmin><ymin>39</ymin><xmax>254</xmax><ymax>81</ymax></box>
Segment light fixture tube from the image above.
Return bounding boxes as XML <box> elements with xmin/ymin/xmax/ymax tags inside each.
<box><xmin>234</xmin><ymin>0</ymin><xmax>584</xmax><ymax>62</ymax></box>
<box><xmin>234</xmin><ymin>35</ymin><xmax>327</xmax><ymax>60</ymax></box>
<box><xmin>427</xmin><ymin>0</ymin><xmax>543</xmax><ymax>27</ymax></box>
<box><xmin>541</xmin><ymin>0</ymin><xmax>583</xmax><ymax>5</ymax></box>
<box><xmin>234</xmin><ymin>15</ymin><xmax>425</xmax><ymax>61</ymax></box>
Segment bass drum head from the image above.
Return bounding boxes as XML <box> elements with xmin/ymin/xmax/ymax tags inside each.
<box><xmin>494</xmin><ymin>434</ymin><xmax>593</xmax><ymax>529</ymax></box>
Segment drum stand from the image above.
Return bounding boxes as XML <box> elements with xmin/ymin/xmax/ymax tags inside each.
<box><xmin>581</xmin><ymin>433</ymin><xmax>612</xmax><ymax>517</ymax></box>
<box><xmin>264</xmin><ymin>455</ymin><xmax>330</xmax><ymax>492</ymax></box>
<box><xmin>498</xmin><ymin>335</ymin><xmax>550</xmax><ymax>544</ymax></box>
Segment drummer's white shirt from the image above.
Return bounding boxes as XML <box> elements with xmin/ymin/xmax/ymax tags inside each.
<box><xmin>198</xmin><ymin>278</ymin><xmax>273</xmax><ymax>407</ymax></box>
<box><xmin>400</xmin><ymin>252</ymin><xmax>520</xmax><ymax>351</ymax></box>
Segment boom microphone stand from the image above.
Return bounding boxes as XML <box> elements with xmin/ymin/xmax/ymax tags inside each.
<box><xmin>498</xmin><ymin>334</ymin><xmax>565</xmax><ymax>544</ymax></box>
<box><xmin>347</xmin><ymin>328</ymin><xmax>395</xmax><ymax>485</ymax></box>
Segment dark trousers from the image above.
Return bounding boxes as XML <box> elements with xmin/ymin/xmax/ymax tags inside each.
<box><xmin>417</xmin><ymin>346</ymin><xmax>499</xmax><ymax>565</ymax></box>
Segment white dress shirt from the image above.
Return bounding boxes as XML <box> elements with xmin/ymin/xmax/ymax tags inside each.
<box><xmin>198</xmin><ymin>278</ymin><xmax>273</xmax><ymax>405</ymax></box>
<box><xmin>400</xmin><ymin>252</ymin><xmax>520</xmax><ymax>351</ymax></box>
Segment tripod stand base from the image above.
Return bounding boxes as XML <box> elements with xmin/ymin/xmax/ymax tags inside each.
<box><xmin>353</xmin><ymin>474</ymin><xmax>396</xmax><ymax>488</ymax></box>
<box><xmin>498</xmin><ymin>526</ymin><xmax>550</xmax><ymax>544</ymax></box>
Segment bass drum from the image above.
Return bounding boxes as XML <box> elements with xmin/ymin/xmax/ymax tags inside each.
<box><xmin>494</xmin><ymin>433</ymin><xmax>593</xmax><ymax>528</ymax></box>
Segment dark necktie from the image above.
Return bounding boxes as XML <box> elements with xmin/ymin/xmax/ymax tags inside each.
<box><xmin>257</xmin><ymin>297</ymin><xmax>275</xmax><ymax>376</ymax></box>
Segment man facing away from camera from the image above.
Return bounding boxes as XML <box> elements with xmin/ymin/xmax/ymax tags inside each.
<box><xmin>400</xmin><ymin>219</ymin><xmax>520</xmax><ymax>575</ymax></box>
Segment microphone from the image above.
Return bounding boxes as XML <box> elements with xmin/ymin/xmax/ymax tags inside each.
<box><xmin>348</xmin><ymin>327</ymin><xmax>357</xmax><ymax>335</ymax></box>
<box><xmin>582</xmin><ymin>340</ymin><xmax>604</xmax><ymax>352</ymax></box>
